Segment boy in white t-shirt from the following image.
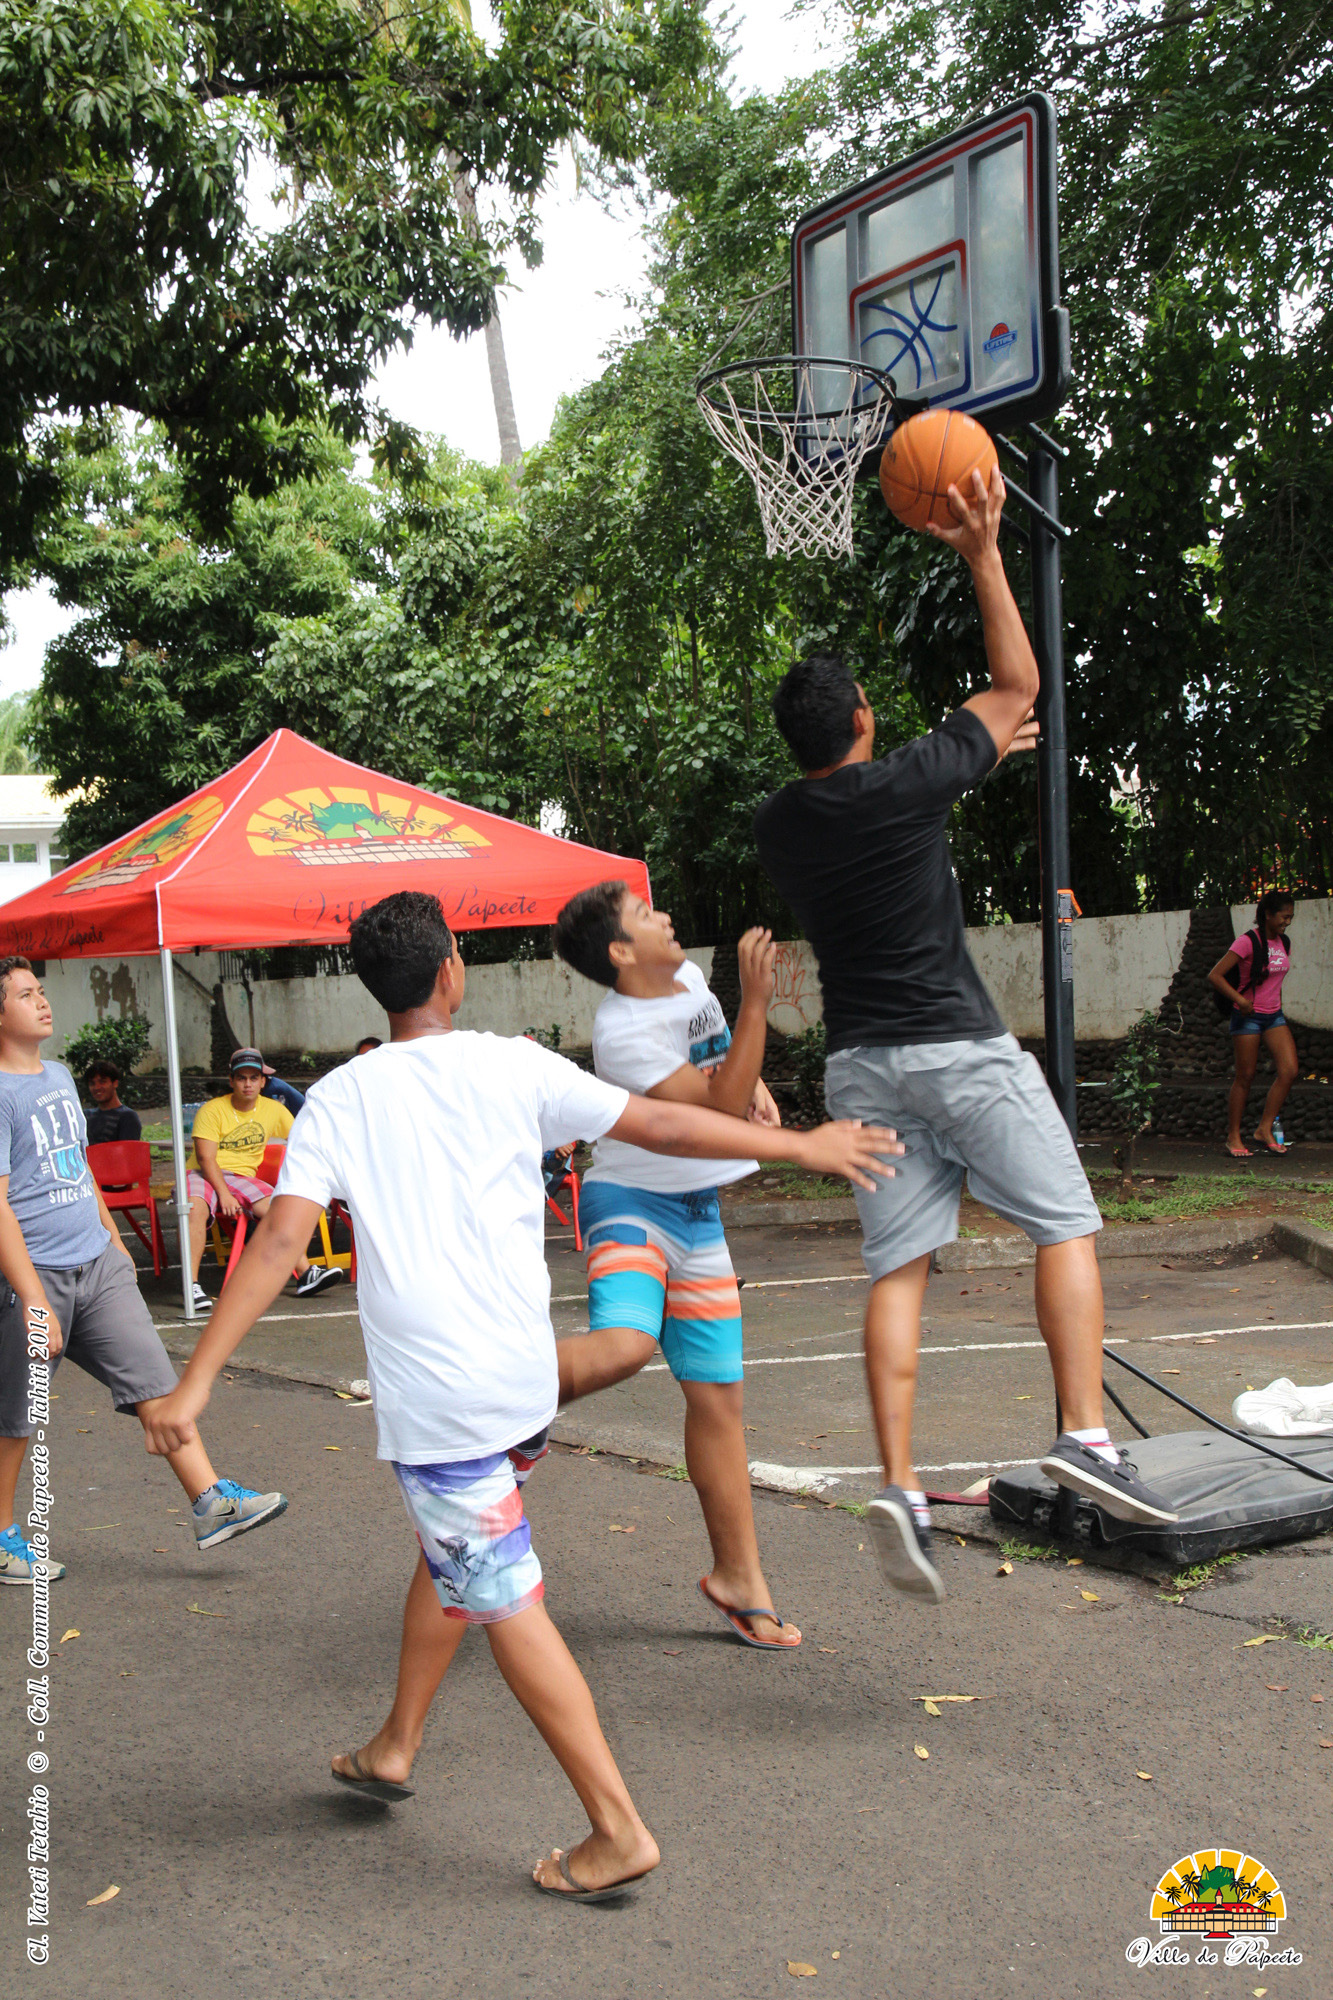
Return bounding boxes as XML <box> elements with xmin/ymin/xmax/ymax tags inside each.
<box><xmin>553</xmin><ymin>881</ymin><xmax>798</xmax><ymax>1653</ymax></box>
<box><xmin>144</xmin><ymin>891</ymin><xmax>898</xmax><ymax>1901</ymax></box>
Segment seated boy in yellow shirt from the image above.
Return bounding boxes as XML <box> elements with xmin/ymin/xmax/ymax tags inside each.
<box><xmin>186</xmin><ymin>1049</ymin><xmax>342</xmax><ymax>1311</ymax></box>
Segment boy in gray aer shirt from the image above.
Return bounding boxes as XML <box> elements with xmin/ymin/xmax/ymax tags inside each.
<box><xmin>0</xmin><ymin>957</ymin><xmax>288</xmax><ymax>1583</ymax></box>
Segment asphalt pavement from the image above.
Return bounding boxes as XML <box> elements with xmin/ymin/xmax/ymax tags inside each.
<box><xmin>3</xmin><ymin>1220</ymin><xmax>1332</xmax><ymax>1996</ymax></box>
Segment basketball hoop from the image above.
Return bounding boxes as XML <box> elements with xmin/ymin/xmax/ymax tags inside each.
<box><xmin>695</xmin><ymin>355</ymin><xmax>898</xmax><ymax>560</ymax></box>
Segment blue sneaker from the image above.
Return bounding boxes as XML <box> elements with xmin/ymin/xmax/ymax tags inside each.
<box><xmin>0</xmin><ymin>1522</ymin><xmax>66</xmax><ymax>1585</ymax></box>
<box><xmin>192</xmin><ymin>1478</ymin><xmax>288</xmax><ymax>1551</ymax></box>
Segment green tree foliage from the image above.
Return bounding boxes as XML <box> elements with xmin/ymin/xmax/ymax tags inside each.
<box><xmin>25</xmin><ymin>0</ymin><xmax>1333</xmax><ymax>938</ymax></box>
<box><xmin>0</xmin><ymin>692</ymin><xmax>36</xmax><ymax>774</ymax></box>
<box><xmin>63</xmin><ymin>1013</ymin><xmax>152</xmax><ymax>1077</ymax></box>
<box><xmin>0</xmin><ymin>0</ymin><xmax>717</xmax><ymax>572</ymax></box>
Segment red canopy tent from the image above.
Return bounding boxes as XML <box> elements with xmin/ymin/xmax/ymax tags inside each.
<box><xmin>0</xmin><ymin>729</ymin><xmax>651</xmax><ymax>1315</ymax></box>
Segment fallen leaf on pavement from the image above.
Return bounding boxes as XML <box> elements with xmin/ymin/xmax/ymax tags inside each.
<box><xmin>914</xmin><ymin>1695</ymin><xmax>979</xmax><ymax>1703</ymax></box>
<box><xmin>85</xmin><ymin>1524</ymin><xmax>120</xmax><ymax>1532</ymax></box>
<box><xmin>1265</xmin><ymin>1685</ymin><xmax>1288</xmax><ymax>1692</ymax></box>
<box><xmin>913</xmin><ymin>1745</ymin><xmax>929</xmax><ymax>1760</ymax></box>
<box><xmin>857</xmin><ymin>1543</ymin><xmax>864</xmax><ymax>1552</ymax></box>
<box><xmin>323</xmin><ymin>1446</ymin><xmax>341</xmax><ymax>1452</ymax></box>
<box><xmin>922</xmin><ymin>1700</ymin><xmax>941</xmax><ymax>1717</ymax></box>
<box><xmin>663</xmin><ymin>1649</ymin><xmax>681</xmax><ymax>1656</ymax></box>
<box><xmin>1318</xmin><ymin>1741</ymin><xmax>1333</xmax><ymax>1749</ymax></box>
<box><xmin>954</xmin><ymin>1536</ymin><xmax>966</xmax><ymax>1546</ymax></box>
<box><xmin>1242</xmin><ymin>1635</ymin><xmax>1283</xmax><ymax>1646</ymax></box>
<box><xmin>787</xmin><ymin>1964</ymin><xmax>817</xmax><ymax>1978</ymax></box>
<box><xmin>59</xmin><ymin>1629</ymin><xmax>79</xmax><ymax>1644</ymax></box>
<box><xmin>153</xmin><ymin>1549</ymin><xmax>167</xmax><ymax>1554</ymax></box>
<box><xmin>1136</xmin><ymin>1771</ymin><xmax>1153</xmax><ymax>1781</ymax></box>
<box><xmin>608</xmin><ymin>1524</ymin><xmax>636</xmax><ymax>1534</ymax></box>
<box><xmin>186</xmin><ymin>1604</ymin><xmax>226</xmax><ymax>1617</ymax></box>
<box><xmin>86</xmin><ymin>1885</ymin><xmax>119</xmax><ymax>1906</ymax></box>
<box><xmin>1313</xmin><ymin>1694</ymin><xmax>1325</xmax><ymax>1702</ymax></box>
<box><xmin>997</xmin><ymin>1561</ymin><xmax>1013</xmax><ymax>1575</ymax></box>
<box><xmin>1066</xmin><ymin>1557</ymin><xmax>1083</xmax><ymax>1566</ymax></box>
<box><xmin>1014</xmin><ymin>1395</ymin><xmax>1031</xmax><ymax>1401</ymax></box>
<box><xmin>818</xmin><ymin>1647</ymin><xmax>839</xmax><ymax>1655</ymax></box>
<box><xmin>1080</xmin><ymin>1590</ymin><xmax>1100</xmax><ymax>1603</ymax></box>
<box><xmin>1162</xmin><ymin>1369</ymin><xmax>1182</xmax><ymax>1375</ymax></box>
<box><xmin>1254</xmin><ymin>1988</ymin><xmax>1268</xmax><ymax>1996</ymax></box>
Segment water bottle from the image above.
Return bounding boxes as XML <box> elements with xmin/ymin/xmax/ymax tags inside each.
<box><xmin>1273</xmin><ymin>1116</ymin><xmax>1285</xmax><ymax>1149</ymax></box>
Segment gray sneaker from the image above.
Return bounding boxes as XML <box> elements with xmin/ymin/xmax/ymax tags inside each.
<box><xmin>1039</xmin><ymin>1435</ymin><xmax>1179</xmax><ymax>1525</ymax></box>
<box><xmin>192</xmin><ymin>1479</ymin><xmax>288</xmax><ymax>1551</ymax></box>
<box><xmin>0</xmin><ymin>1523</ymin><xmax>66</xmax><ymax>1584</ymax></box>
<box><xmin>866</xmin><ymin>1486</ymin><xmax>945</xmax><ymax>1604</ymax></box>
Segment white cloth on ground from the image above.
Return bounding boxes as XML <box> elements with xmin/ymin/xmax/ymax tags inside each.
<box><xmin>1231</xmin><ymin>1377</ymin><xmax>1333</xmax><ymax>1437</ymax></box>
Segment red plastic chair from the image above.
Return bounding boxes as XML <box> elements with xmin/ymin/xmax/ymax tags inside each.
<box><xmin>545</xmin><ymin>1168</ymin><xmax>582</xmax><ymax>1252</ymax></box>
<box><xmin>213</xmin><ymin>1143</ymin><xmax>288</xmax><ymax>1291</ymax></box>
<box><xmin>88</xmin><ymin>1141</ymin><xmax>165</xmax><ymax>1277</ymax></box>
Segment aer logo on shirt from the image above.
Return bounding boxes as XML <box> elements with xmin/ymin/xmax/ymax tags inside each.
<box><xmin>30</xmin><ymin>1098</ymin><xmax>88</xmax><ymax>1192</ymax></box>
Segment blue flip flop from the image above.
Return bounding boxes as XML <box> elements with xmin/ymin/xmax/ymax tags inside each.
<box><xmin>698</xmin><ymin>1577</ymin><xmax>801</xmax><ymax>1650</ymax></box>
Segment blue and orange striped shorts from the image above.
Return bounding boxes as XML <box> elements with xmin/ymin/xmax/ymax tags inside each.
<box><xmin>580</xmin><ymin>1181</ymin><xmax>743</xmax><ymax>1384</ymax></box>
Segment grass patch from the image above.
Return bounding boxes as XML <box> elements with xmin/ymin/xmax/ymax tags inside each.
<box><xmin>838</xmin><ymin>1501</ymin><xmax>868</xmax><ymax>1519</ymax></box>
<box><xmin>1091</xmin><ymin>1172</ymin><xmax>1331</xmax><ymax>1226</ymax></box>
<box><xmin>1159</xmin><ymin>1551</ymin><xmax>1247</xmax><ymax>1602</ymax></box>
<box><xmin>659</xmin><ymin>1463</ymin><xmax>690</xmax><ymax>1481</ymax></box>
<box><xmin>999</xmin><ymin>1537</ymin><xmax>1058</xmax><ymax>1563</ymax></box>
<box><xmin>1293</xmin><ymin>1624</ymin><xmax>1333</xmax><ymax>1651</ymax></box>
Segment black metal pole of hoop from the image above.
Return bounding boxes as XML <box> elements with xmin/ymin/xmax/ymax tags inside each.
<box><xmin>1030</xmin><ymin>444</ymin><xmax>1077</xmax><ymax>1143</ymax></box>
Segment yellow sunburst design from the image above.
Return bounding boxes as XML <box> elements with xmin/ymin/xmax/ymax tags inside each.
<box><xmin>60</xmin><ymin>795</ymin><xmax>226</xmax><ymax>895</ymax></box>
<box><xmin>246</xmin><ymin>787</ymin><xmax>490</xmax><ymax>863</ymax></box>
<box><xmin>1152</xmin><ymin>1849</ymin><xmax>1285</xmax><ymax>1933</ymax></box>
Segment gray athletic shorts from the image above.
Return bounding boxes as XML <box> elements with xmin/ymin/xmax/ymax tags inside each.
<box><xmin>0</xmin><ymin>1243</ymin><xmax>178</xmax><ymax>1437</ymax></box>
<box><xmin>824</xmin><ymin>1033</ymin><xmax>1102</xmax><ymax>1281</ymax></box>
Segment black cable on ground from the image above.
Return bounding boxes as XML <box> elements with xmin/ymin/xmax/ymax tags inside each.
<box><xmin>1104</xmin><ymin>1348</ymin><xmax>1333</xmax><ymax>1488</ymax></box>
<box><xmin>1101</xmin><ymin>1375</ymin><xmax>1151</xmax><ymax>1440</ymax></box>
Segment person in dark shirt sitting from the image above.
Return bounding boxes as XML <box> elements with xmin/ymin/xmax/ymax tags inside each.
<box><xmin>84</xmin><ymin>1061</ymin><xmax>142</xmax><ymax>1146</ymax></box>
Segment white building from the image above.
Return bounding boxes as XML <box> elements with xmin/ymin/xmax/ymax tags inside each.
<box><xmin>0</xmin><ymin>775</ymin><xmax>70</xmax><ymax>903</ymax></box>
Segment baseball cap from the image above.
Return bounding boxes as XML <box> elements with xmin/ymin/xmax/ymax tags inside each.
<box><xmin>229</xmin><ymin>1047</ymin><xmax>274</xmax><ymax>1076</ymax></box>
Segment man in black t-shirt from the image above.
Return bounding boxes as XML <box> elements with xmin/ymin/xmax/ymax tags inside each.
<box><xmin>755</xmin><ymin>466</ymin><xmax>1175</xmax><ymax>1605</ymax></box>
<box><xmin>84</xmin><ymin>1061</ymin><xmax>142</xmax><ymax>1147</ymax></box>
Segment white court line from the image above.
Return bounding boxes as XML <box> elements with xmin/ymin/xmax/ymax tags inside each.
<box><xmin>741</xmin><ymin>1274</ymin><xmax>867</xmax><ymax>1290</ymax></box>
<box><xmin>749</xmin><ymin>1456</ymin><xmax>1037</xmax><ymax>1493</ymax></box>
<box><xmin>645</xmin><ymin>1320</ymin><xmax>1333</xmax><ymax>1372</ymax></box>
<box><xmin>155</xmin><ymin>1307</ymin><xmax>364</xmax><ymax>1328</ymax></box>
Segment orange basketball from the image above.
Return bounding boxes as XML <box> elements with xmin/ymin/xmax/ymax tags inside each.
<box><xmin>877</xmin><ymin>408</ymin><xmax>999</xmax><ymax>533</ymax></box>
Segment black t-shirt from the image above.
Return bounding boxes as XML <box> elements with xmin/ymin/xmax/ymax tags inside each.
<box><xmin>754</xmin><ymin>709</ymin><xmax>1005</xmax><ymax>1051</ymax></box>
<box><xmin>85</xmin><ymin>1104</ymin><xmax>142</xmax><ymax>1147</ymax></box>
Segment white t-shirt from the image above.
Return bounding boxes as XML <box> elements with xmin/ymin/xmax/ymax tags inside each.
<box><xmin>584</xmin><ymin>958</ymin><xmax>758</xmax><ymax>1195</ymax></box>
<box><xmin>274</xmin><ymin>1033</ymin><xmax>627</xmax><ymax>1464</ymax></box>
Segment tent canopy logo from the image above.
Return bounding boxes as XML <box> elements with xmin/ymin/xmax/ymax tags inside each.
<box><xmin>247</xmin><ymin>788</ymin><xmax>492</xmax><ymax>867</ymax></box>
<box><xmin>59</xmin><ymin>796</ymin><xmax>225</xmax><ymax>896</ymax></box>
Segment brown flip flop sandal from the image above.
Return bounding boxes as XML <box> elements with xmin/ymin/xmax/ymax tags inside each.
<box><xmin>533</xmin><ymin>1848</ymin><xmax>654</xmax><ymax>1904</ymax></box>
<box><xmin>332</xmin><ymin>1748</ymin><xmax>415</xmax><ymax>1803</ymax></box>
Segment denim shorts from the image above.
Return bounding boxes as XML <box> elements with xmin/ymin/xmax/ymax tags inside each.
<box><xmin>823</xmin><ymin>1033</ymin><xmax>1102</xmax><ymax>1280</ymax></box>
<box><xmin>1230</xmin><ymin>1009</ymin><xmax>1287</xmax><ymax>1036</ymax></box>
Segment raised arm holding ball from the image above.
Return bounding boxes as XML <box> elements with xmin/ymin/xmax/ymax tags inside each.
<box><xmin>754</xmin><ymin>463</ymin><xmax>1176</xmax><ymax>1610</ymax></box>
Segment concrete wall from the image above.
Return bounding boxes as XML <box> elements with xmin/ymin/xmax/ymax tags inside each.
<box><xmin>229</xmin><ymin>947</ymin><xmax>716</xmax><ymax>1055</ymax></box>
<box><xmin>31</xmin><ymin>901</ymin><xmax>1333</xmax><ymax>1070</ymax></box>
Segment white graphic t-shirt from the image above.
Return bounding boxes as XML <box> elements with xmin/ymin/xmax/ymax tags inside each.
<box><xmin>585</xmin><ymin>958</ymin><xmax>758</xmax><ymax>1195</ymax></box>
<box><xmin>274</xmin><ymin>1032</ymin><xmax>628</xmax><ymax>1464</ymax></box>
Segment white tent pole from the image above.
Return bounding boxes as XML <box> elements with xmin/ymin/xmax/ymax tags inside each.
<box><xmin>159</xmin><ymin>948</ymin><xmax>195</xmax><ymax>1321</ymax></box>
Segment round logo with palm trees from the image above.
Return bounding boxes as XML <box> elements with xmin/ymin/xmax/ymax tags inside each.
<box><xmin>1153</xmin><ymin>1850</ymin><xmax>1285</xmax><ymax>1937</ymax></box>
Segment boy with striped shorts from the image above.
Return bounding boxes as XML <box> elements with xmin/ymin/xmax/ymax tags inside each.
<box><xmin>554</xmin><ymin>883</ymin><xmax>799</xmax><ymax>1651</ymax></box>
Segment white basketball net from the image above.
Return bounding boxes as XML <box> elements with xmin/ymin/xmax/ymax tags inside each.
<box><xmin>696</xmin><ymin>360</ymin><xmax>893</xmax><ymax>560</ymax></box>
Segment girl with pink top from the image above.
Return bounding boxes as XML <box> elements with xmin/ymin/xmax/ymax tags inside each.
<box><xmin>1208</xmin><ymin>889</ymin><xmax>1297</xmax><ymax>1156</ymax></box>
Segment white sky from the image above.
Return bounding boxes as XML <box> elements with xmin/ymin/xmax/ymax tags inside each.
<box><xmin>1</xmin><ymin>3</ymin><xmax>839</xmax><ymax>703</ymax></box>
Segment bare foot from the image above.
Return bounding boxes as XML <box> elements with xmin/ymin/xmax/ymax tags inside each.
<box><xmin>331</xmin><ymin>1724</ymin><xmax>419</xmax><ymax>1787</ymax></box>
<box><xmin>1225</xmin><ymin>1141</ymin><xmax>1251</xmax><ymax>1158</ymax></box>
<box><xmin>532</xmin><ymin>1826</ymin><xmax>661</xmax><ymax>1896</ymax></box>
<box><xmin>701</xmin><ymin>1573</ymin><xmax>801</xmax><ymax>1648</ymax></box>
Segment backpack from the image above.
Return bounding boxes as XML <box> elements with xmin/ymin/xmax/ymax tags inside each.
<box><xmin>1211</xmin><ymin>927</ymin><xmax>1290</xmax><ymax>1018</ymax></box>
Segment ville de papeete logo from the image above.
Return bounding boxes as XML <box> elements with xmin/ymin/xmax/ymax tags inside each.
<box><xmin>1126</xmin><ymin>1849</ymin><xmax>1301</xmax><ymax>1970</ymax></box>
<box><xmin>58</xmin><ymin>795</ymin><xmax>226</xmax><ymax>896</ymax></box>
<box><xmin>246</xmin><ymin>788</ymin><xmax>492</xmax><ymax>867</ymax></box>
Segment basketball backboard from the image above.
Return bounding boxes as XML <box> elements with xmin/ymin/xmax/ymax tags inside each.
<box><xmin>791</xmin><ymin>94</ymin><xmax>1070</xmax><ymax>453</ymax></box>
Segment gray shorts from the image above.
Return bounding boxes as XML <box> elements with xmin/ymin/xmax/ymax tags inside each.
<box><xmin>824</xmin><ymin>1033</ymin><xmax>1102</xmax><ymax>1281</ymax></box>
<box><xmin>0</xmin><ymin>1244</ymin><xmax>178</xmax><ymax>1436</ymax></box>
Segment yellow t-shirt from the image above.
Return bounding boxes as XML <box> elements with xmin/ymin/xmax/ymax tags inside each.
<box><xmin>189</xmin><ymin>1093</ymin><xmax>294</xmax><ymax>1175</ymax></box>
